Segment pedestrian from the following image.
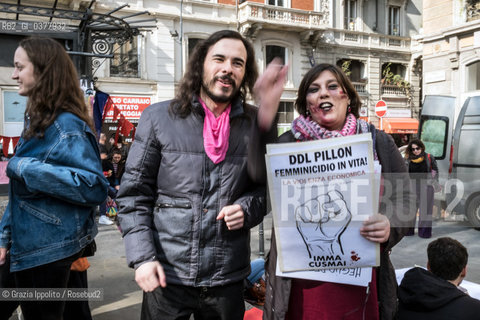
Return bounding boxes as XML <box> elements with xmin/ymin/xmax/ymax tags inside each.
<box><xmin>98</xmin><ymin>132</ymin><xmax>108</xmax><ymax>159</ymax></box>
<box><xmin>108</xmin><ymin>134</ymin><xmax>128</xmax><ymax>160</ymax></box>
<box><xmin>250</xmin><ymin>63</ymin><xmax>414</xmax><ymax>320</ymax></box>
<box><xmin>98</xmin><ymin>149</ymin><xmax>124</xmax><ymax>225</ymax></box>
<box><xmin>405</xmin><ymin>138</ymin><xmax>438</xmax><ymax>238</ymax></box>
<box><xmin>398</xmin><ymin>237</ymin><xmax>480</xmax><ymax>319</ymax></box>
<box><xmin>243</xmin><ymin>258</ymin><xmax>266</xmax><ymax>306</ymax></box>
<box><xmin>0</xmin><ymin>36</ymin><xmax>108</xmax><ymax>320</ymax></box>
<box><xmin>117</xmin><ymin>30</ymin><xmax>267</xmax><ymax>320</ymax></box>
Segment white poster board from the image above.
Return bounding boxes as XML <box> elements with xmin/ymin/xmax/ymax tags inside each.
<box><xmin>266</xmin><ymin>134</ymin><xmax>381</xmax><ymax>285</ymax></box>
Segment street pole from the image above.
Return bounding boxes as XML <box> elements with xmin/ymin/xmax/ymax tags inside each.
<box><xmin>180</xmin><ymin>0</ymin><xmax>183</xmax><ymax>75</ymax></box>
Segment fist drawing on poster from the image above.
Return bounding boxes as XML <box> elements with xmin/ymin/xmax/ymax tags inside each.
<box><xmin>295</xmin><ymin>190</ymin><xmax>351</xmax><ymax>257</ymax></box>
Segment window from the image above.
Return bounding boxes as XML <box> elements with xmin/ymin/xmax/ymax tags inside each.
<box><xmin>266</xmin><ymin>45</ymin><xmax>286</xmax><ymax>65</ymax></box>
<box><xmin>187</xmin><ymin>37</ymin><xmax>203</xmax><ymax>59</ymax></box>
<box><xmin>268</xmin><ymin>0</ymin><xmax>285</xmax><ymax>6</ymax></box>
<box><xmin>3</xmin><ymin>91</ymin><xmax>26</xmax><ymax>123</ymax></box>
<box><xmin>3</xmin><ymin>90</ymin><xmax>27</xmax><ymax>137</ymax></box>
<box><xmin>388</xmin><ymin>6</ymin><xmax>400</xmax><ymax>36</ymax></box>
<box><xmin>336</xmin><ymin>59</ymin><xmax>365</xmax><ymax>82</ymax></box>
<box><xmin>344</xmin><ymin>0</ymin><xmax>357</xmax><ymax>30</ymax></box>
<box><xmin>420</xmin><ymin>116</ymin><xmax>449</xmax><ymax>160</ymax></box>
<box><xmin>277</xmin><ymin>101</ymin><xmax>294</xmax><ymax>135</ymax></box>
<box><xmin>382</xmin><ymin>63</ymin><xmax>406</xmax><ymax>82</ymax></box>
<box><xmin>110</xmin><ymin>38</ymin><xmax>139</xmax><ymax>78</ymax></box>
<box><xmin>0</xmin><ymin>34</ymin><xmax>23</xmax><ymax>67</ymax></box>
<box><xmin>466</xmin><ymin>61</ymin><xmax>480</xmax><ymax>91</ymax></box>
<box><xmin>277</xmin><ymin>101</ymin><xmax>294</xmax><ymax>124</ymax></box>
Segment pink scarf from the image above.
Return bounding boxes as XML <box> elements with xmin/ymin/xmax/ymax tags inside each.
<box><xmin>200</xmin><ymin>98</ymin><xmax>231</xmax><ymax>164</ymax></box>
<box><xmin>291</xmin><ymin>113</ymin><xmax>378</xmax><ymax>160</ymax></box>
<box><xmin>291</xmin><ymin>113</ymin><xmax>357</xmax><ymax>140</ymax></box>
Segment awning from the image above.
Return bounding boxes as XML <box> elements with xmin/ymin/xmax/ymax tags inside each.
<box><xmin>381</xmin><ymin>117</ymin><xmax>419</xmax><ymax>134</ymax></box>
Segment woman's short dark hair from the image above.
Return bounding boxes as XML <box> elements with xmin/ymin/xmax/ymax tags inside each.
<box><xmin>19</xmin><ymin>37</ymin><xmax>93</xmax><ymax>139</ymax></box>
<box><xmin>295</xmin><ymin>64</ymin><xmax>361</xmax><ymax>118</ymax></box>
<box><xmin>170</xmin><ymin>30</ymin><xmax>258</xmax><ymax>117</ymax></box>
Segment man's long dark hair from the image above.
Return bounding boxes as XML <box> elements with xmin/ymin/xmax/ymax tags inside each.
<box><xmin>170</xmin><ymin>30</ymin><xmax>258</xmax><ymax>117</ymax></box>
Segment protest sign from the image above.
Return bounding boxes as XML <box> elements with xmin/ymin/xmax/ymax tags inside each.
<box><xmin>266</xmin><ymin>133</ymin><xmax>380</xmax><ymax>279</ymax></box>
<box><xmin>276</xmin><ymin>261</ymin><xmax>372</xmax><ymax>287</ymax></box>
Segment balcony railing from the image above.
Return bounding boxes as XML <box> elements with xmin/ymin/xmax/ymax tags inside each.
<box><xmin>238</xmin><ymin>2</ymin><xmax>329</xmax><ymax>29</ymax></box>
<box><xmin>381</xmin><ymin>84</ymin><xmax>407</xmax><ymax>96</ymax></box>
<box><xmin>237</xmin><ymin>3</ymin><xmax>411</xmax><ymax>52</ymax></box>
<box><xmin>338</xmin><ymin>30</ymin><xmax>411</xmax><ymax>52</ymax></box>
<box><xmin>352</xmin><ymin>82</ymin><xmax>367</xmax><ymax>94</ymax></box>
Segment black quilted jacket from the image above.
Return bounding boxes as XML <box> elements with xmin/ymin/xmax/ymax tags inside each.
<box><xmin>117</xmin><ymin>97</ymin><xmax>267</xmax><ymax>287</ymax></box>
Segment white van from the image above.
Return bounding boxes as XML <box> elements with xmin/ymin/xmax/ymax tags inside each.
<box><xmin>419</xmin><ymin>95</ymin><xmax>480</xmax><ymax>227</ymax></box>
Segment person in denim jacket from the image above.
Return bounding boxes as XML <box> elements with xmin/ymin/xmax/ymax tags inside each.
<box><xmin>0</xmin><ymin>37</ymin><xmax>108</xmax><ymax>320</ymax></box>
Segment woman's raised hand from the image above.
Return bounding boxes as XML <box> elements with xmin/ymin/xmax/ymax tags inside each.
<box><xmin>254</xmin><ymin>57</ymin><xmax>288</xmax><ymax>131</ymax></box>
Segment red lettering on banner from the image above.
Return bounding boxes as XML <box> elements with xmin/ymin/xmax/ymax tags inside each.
<box><xmin>104</xmin><ymin>96</ymin><xmax>151</xmax><ymax>120</ymax></box>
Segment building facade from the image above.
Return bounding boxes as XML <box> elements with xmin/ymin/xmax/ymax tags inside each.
<box><xmin>421</xmin><ymin>0</ymin><xmax>480</xmax><ymax>117</ymax></box>
<box><xmin>0</xmin><ymin>0</ymin><xmax>423</xmax><ymax>139</ymax></box>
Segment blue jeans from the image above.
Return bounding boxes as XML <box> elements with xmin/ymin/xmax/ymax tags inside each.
<box><xmin>247</xmin><ymin>258</ymin><xmax>265</xmax><ymax>286</ymax></box>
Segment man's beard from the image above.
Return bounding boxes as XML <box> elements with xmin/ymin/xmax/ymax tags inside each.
<box><xmin>201</xmin><ymin>75</ymin><xmax>240</xmax><ymax>103</ymax></box>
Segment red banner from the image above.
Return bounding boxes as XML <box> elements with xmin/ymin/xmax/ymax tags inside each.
<box><xmin>104</xmin><ymin>96</ymin><xmax>151</xmax><ymax>120</ymax></box>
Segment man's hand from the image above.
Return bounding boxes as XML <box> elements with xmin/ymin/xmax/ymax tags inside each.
<box><xmin>253</xmin><ymin>57</ymin><xmax>288</xmax><ymax>131</ymax></box>
<box><xmin>0</xmin><ymin>247</ymin><xmax>6</xmax><ymax>266</ymax></box>
<box><xmin>216</xmin><ymin>204</ymin><xmax>244</xmax><ymax>230</ymax></box>
<box><xmin>135</xmin><ymin>261</ymin><xmax>166</xmax><ymax>292</ymax></box>
<box><xmin>360</xmin><ymin>214</ymin><xmax>390</xmax><ymax>243</ymax></box>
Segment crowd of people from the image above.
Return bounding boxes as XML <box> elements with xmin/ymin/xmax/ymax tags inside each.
<box><xmin>0</xmin><ymin>32</ymin><xmax>478</xmax><ymax>320</ymax></box>
<box><xmin>97</xmin><ymin>133</ymin><xmax>127</xmax><ymax>225</ymax></box>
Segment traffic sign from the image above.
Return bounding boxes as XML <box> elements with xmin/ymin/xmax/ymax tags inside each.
<box><xmin>375</xmin><ymin>100</ymin><xmax>387</xmax><ymax>118</ymax></box>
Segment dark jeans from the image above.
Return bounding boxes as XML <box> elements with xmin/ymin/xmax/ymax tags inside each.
<box><xmin>407</xmin><ymin>184</ymin><xmax>434</xmax><ymax>238</ymax></box>
<box><xmin>141</xmin><ymin>281</ymin><xmax>245</xmax><ymax>320</ymax></box>
<box><xmin>0</xmin><ymin>253</ymin><xmax>19</xmax><ymax>320</ymax></box>
<box><xmin>63</xmin><ymin>270</ymin><xmax>92</xmax><ymax>320</ymax></box>
<box><xmin>13</xmin><ymin>251</ymin><xmax>82</xmax><ymax>320</ymax></box>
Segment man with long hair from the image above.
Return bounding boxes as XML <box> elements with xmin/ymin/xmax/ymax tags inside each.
<box><xmin>117</xmin><ymin>30</ymin><xmax>268</xmax><ymax>319</ymax></box>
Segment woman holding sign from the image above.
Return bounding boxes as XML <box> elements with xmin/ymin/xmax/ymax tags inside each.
<box><xmin>250</xmin><ymin>63</ymin><xmax>413</xmax><ymax>320</ymax></box>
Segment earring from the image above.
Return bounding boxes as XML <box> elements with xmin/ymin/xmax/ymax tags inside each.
<box><xmin>305</xmin><ymin>109</ymin><xmax>310</xmax><ymax>116</ymax></box>
<box><xmin>347</xmin><ymin>105</ymin><xmax>352</xmax><ymax>113</ymax></box>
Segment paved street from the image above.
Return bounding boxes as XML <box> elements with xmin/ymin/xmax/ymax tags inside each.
<box><xmin>87</xmin><ymin>213</ymin><xmax>480</xmax><ymax>319</ymax></box>
<box><xmin>6</xmin><ymin>213</ymin><xmax>480</xmax><ymax>319</ymax></box>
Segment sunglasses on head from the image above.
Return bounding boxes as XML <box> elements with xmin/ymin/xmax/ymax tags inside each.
<box><xmin>412</xmin><ymin>147</ymin><xmax>421</xmax><ymax>151</ymax></box>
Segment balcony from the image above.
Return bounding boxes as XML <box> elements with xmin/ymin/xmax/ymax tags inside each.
<box><xmin>381</xmin><ymin>84</ymin><xmax>407</xmax><ymax>97</ymax></box>
<box><xmin>238</xmin><ymin>2</ymin><xmax>329</xmax><ymax>33</ymax></box>
<box><xmin>335</xmin><ymin>29</ymin><xmax>411</xmax><ymax>53</ymax></box>
<box><xmin>352</xmin><ymin>81</ymin><xmax>367</xmax><ymax>95</ymax></box>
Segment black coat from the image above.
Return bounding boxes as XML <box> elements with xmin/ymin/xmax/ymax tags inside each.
<box><xmin>398</xmin><ymin>267</ymin><xmax>480</xmax><ymax>320</ymax></box>
<box><xmin>117</xmin><ymin>98</ymin><xmax>267</xmax><ymax>286</ymax></box>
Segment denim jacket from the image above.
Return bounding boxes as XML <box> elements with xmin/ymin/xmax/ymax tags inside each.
<box><xmin>0</xmin><ymin>112</ymin><xmax>108</xmax><ymax>272</ymax></box>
